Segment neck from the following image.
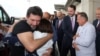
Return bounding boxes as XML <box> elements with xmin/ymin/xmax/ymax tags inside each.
<box><xmin>58</xmin><ymin>17</ymin><xmax>63</xmax><ymax>20</ymax></box>
<box><xmin>98</xmin><ymin>19</ymin><xmax>100</xmax><ymax>21</ymax></box>
<box><xmin>26</xmin><ymin>20</ymin><xmax>30</xmax><ymax>26</ymax></box>
<box><xmin>69</xmin><ymin>14</ymin><xmax>75</xmax><ymax>17</ymax></box>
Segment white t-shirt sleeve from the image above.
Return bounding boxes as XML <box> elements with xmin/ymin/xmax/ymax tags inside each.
<box><xmin>33</xmin><ymin>31</ymin><xmax>48</xmax><ymax>39</ymax></box>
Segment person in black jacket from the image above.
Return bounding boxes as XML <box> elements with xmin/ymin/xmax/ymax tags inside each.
<box><xmin>93</xmin><ymin>7</ymin><xmax>100</xmax><ymax>56</ymax></box>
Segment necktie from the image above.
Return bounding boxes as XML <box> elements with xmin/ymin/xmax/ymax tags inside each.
<box><xmin>71</xmin><ymin>17</ymin><xmax>74</xmax><ymax>30</ymax></box>
<box><xmin>58</xmin><ymin>20</ymin><xmax>62</xmax><ymax>28</ymax></box>
<box><xmin>58</xmin><ymin>20</ymin><xmax>60</xmax><ymax>28</ymax></box>
<box><xmin>97</xmin><ymin>22</ymin><xmax>100</xmax><ymax>31</ymax></box>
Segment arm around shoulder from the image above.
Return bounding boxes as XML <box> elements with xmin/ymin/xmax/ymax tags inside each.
<box><xmin>17</xmin><ymin>32</ymin><xmax>53</xmax><ymax>52</ymax></box>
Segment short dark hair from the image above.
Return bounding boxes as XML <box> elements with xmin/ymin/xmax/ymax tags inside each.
<box><xmin>68</xmin><ymin>5</ymin><xmax>76</xmax><ymax>11</ymax></box>
<box><xmin>78</xmin><ymin>12</ymin><xmax>88</xmax><ymax>21</ymax></box>
<box><xmin>26</xmin><ymin>6</ymin><xmax>43</xmax><ymax>18</ymax></box>
<box><xmin>36</xmin><ymin>19</ymin><xmax>53</xmax><ymax>33</ymax></box>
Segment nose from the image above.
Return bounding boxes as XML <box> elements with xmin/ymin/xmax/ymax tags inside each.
<box><xmin>32</xmin><ymin>21</ymin><xmax>38</xmax><ymax>26</ymax></box>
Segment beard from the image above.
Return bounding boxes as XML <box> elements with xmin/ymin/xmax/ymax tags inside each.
<box><xmin>31</xmin><ymin>26</ymin><xmax>36</xmax><ymax>30</ymax></box>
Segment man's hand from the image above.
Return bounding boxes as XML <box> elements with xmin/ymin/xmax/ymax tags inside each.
<box><xmin>72</xmin><ymin>42</ymin><xmax>80</xmax><ymax>51</ymax></box>
<box><xmin>42</xmin><ymin>48</ymin><xmax>52</xmax><ymax>56</ymax></box>
<box><xmin>73</xmin><ymin>33</ymin><xmax>79</xmax><ymax>40</ymax></box>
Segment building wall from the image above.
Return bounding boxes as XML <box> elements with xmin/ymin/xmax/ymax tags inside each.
<box><xmin>76</xmin><ymin>3</ymin><xmax>82</xmax><ymax>13</ymax></box>
<box><xmin>93</xmin><ymin>0</ymin><xmax>100</xmax><ymax>20</ymax></box>
<box><xmin>76</xmin><ymin>0</ymin><xmax>100</xmax><ymax>23</ymax></box>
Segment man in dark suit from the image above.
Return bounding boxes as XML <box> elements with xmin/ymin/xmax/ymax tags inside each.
<box><xmin>60</xmin><ymin>5</ymin><xmax>79</xmax><ymax>56</ymax></box>
<box><xmin>53</xmin><ymin>11</ymin><xmax>58</xmax><ymax>26</ymax></box>
<box><xmin>55</xmin><ymin>11</ymin><xmax>64</xmax><ymax>55</ymax></box>
<box><xmin>93</xmin><ymin>7</ymin><xmax>100</xmax><ymax>56</ymax></box>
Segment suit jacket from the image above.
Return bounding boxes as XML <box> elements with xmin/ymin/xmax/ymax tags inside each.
<box><xmin>62</xmin><ymin>15</ymin><xmax>79</xmax><ymax>46</ymax></box>
<box><xmin>93</xmin><ymin>19</ymin><xmax>100</xmax><ymax>47</ymax></box>
<box><xmin>52</xmin><ymin>25</ymin><xmax>57</xmax><ymax>43</ymax></box>
<box><xmin>55</xmin><ymin>18</ymin><xmax>64</xmax><ymax>41</ymax></box>
<box><xmin>53</xmin><ymin>17</ymin><xmax>58</xmax><ymax>27</ymax></box>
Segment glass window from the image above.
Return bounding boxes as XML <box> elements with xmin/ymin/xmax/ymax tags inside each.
<box><xmin>3</xmin><ymin>12</ymin><xmax>9</xmax><ymax>22</ymax></box>
<box><xmin>0</xmin><ymin>9</ymin><xmax>3</xmax><ymax>21</ymax></box>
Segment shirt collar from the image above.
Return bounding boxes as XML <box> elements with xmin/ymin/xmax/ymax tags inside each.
<box><xmin>81</xmin><ymin>22</ymin><xmax>89</xmax><ymax>28</ymax></box>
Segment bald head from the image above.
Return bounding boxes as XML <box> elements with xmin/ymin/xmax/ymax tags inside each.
<box><xmin>43</xmin><ymin>12</ymin><xmax>51</xmax><ymax>20</ymax></box>
<box><xmin>57</xmin><ymin>11</ymin><xmax>63</xmax><ymax>19</ymax></box>
<box><xmin>96</xmin><ymin>7</ymin><xmax>100</xmax><ymax>20</ymax></box>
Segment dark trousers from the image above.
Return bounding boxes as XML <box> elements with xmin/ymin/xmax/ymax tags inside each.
<box><xmin>96</xmin><ymin>43</ymin><xmax>100</xmax><ymax>56</ymax></box>
<box><xmin>60</xmin><ymin>39</ymin><xmax>76</xmax><ymax>56</ymax></box>
<box><xmin>52</xmin><ymin>42</ymin><xmax>60</xmax><ymax>56</ymax></box>
<box><xmin>0</xmin><ymin>47</ymin><xmax>9</xmax><ymax>56</ymax></box>
<box><xmin>57</xmin><ymin>40</ymin><xmax>62</xmax><ymax>55</ymax></box>
<box><xmin>52</xmin><ymin>43</ymin><xmax>56</xmax><ymax>56</ymax></box>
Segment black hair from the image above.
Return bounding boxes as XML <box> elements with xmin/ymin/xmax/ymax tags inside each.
<box><xmin>26</xmin><ymin>6</ymin><xmax>43</xmax><ymax>18</ymax></box>
<box><xmin>68</xmin><ymin>5</ymin><xmax>76</xmax><ymax>11</ymax></box>
<box><xmin>78</xmin><ymin>12</ymin><xmax>88</xmax><ymax>21</ymax></box>
<box><xmin>36</xmin><ymin>18</ymin><xmax>53</xmax><ymax>33</ymax></box>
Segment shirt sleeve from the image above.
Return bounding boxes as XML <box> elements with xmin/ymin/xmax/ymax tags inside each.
<box><xmin>12</xmin><ymin>21</ymin><xmax>32</xmax><ymax>35</ymax></box>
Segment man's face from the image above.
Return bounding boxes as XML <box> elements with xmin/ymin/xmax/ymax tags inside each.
<box><xmin>27</xmin><ymin>14</ymin><xmax>41</xmax><ymax>28</ymax></box>
<box><xmin>67</xmin><ymin>7</ymin><xmax>75</xmax><ymax>16</ymax></box>
<box><xmin>77</xmin><ymin>15</ymin><xmax>86</xmax><ymax>26</ymax></box>
<box><xmin>43</xmin><ymin>12</ymin><xmax>50</xmax><ymax>20</ymax></box>
<box><xmin>57</xmin><ymin>12</ymin><xmax>63</xmax><ymax>19</ymax></box>
<box><xmin>96</xmin><ymin>10</ymin><xmax>100</xmax><ymax>20</ymax></box>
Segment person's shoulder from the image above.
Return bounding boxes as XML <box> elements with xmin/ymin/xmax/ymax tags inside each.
<box><xmin>12</xmin><ymin>20</ymin><xmax>32</xmax><ymax>34</ymax></box>
<box><xmin>63</xmin><ymin>15</ymin><xmax>70</xmax><ymax>22</ymax></box>
<box><xmin>34</xmin><ymin>31</ymin><xmax>42</xmax><ymax>34</ymax></box>
<box><xmin>14</xmin><ymin>20</ymin><xmax>30</xmax><ymax>28</ymax></box>
<box><xmin>34</xmin><ymin>31</ymin><xmax>47</xmax><ymax>39</ymax></box>
<box><xmin>87</xmin><ymin>22</ymin><xmax>95</xmax><ymax>29</ymax></box>
<box><xmin>16</xmin><ymin>20</ymin><xmax>27</xmax><ymax>25</ymax></box>
<box><xmin>64</xmin><ymin>15</ymin><xmax>70</xmax><ymax>18</ymax></box>
<box><xmin>34</xmin><ymin>31</ymin><xmax>47</xmax><ymax>36</ymax></box>
<box><xmin>93</xmin><ymin>19</ymin><xmax>98</xmax><ymax>23</ymax></box>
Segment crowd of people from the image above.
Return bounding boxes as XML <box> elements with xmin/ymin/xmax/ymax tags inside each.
<box><xmin>0</xmin><ymin>4</ymin><xmax>100</xmax><ymax>56</ymax></box>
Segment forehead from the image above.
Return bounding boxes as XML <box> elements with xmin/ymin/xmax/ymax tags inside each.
<box><xmin>67</xmin><ymin>7</ymin><xmax>74</xmax><ymax>11</ymax></box>
<box><xmin>96</xmin><ymin>9</ymin><xmax>100</xmax><ymax>14</ymax></box>
<box><xmin>57</xmin><ymin>12</ymin><xmax>62</xmax><ymax>15</ymax></box>
<box><xmin>77</xmin><ymin>15</ymin><xmax>85</xmax><ymax>20</ymax></box>
<box><xmin>43</xmin><ymin>12</ymin><xmax>49</xmax><ymax>15</ymax></box>
<box><xmin>28</xmin><ymin>14</ymin><xmax>41</xmax><ymax>20</ymax></box>
<box><xmin>77</xmin><ymin>15</ymin><xmax>83</xmax><ymax>18</ymax></box>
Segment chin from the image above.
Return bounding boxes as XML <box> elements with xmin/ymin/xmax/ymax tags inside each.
<box><xmin>79</xmin><ymin>24</ymin><xmax>82</xmax><ymax>26</ymax></box>
<box><xmin>31</xmin><ymin>26</ymin><xmax>36</xmax><ymax>28</ymax></box>
<box><xmin>32</xmin><ymin>27</ymin><xmax>36</xmax><ymax>30</ymax></box>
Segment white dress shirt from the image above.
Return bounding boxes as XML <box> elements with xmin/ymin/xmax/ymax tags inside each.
<box><xmin>73</xmin><ymin>22</ymin><xmax>96</xmax><ymax>56</ymax></box>
<box><xmin>58</xmin><ymin>19</ymin><xmax>63</xmax><ymax>28</ymax></box>
<box><xmin>97</xmin><ymin>20</ymin><xmax>100</xmax><ymax>27</ymax></box>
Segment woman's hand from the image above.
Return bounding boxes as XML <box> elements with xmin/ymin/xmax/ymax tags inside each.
<box><xmin>42</xmin><ymin>48</ymin><xmax>52</xmax><ymax>56</ymax></box>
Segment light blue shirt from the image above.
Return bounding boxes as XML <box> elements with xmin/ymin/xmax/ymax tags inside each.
<box><xmin>73</xmin><ymin>22</ymin><xmax>96</xmax><ymax>56</ymax></box>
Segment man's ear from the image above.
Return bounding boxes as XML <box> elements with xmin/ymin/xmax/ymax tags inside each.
<box><xmin>26</xmin><ymin>16</ymin><xmax>29</xmax><ymax>20</ymax></box>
